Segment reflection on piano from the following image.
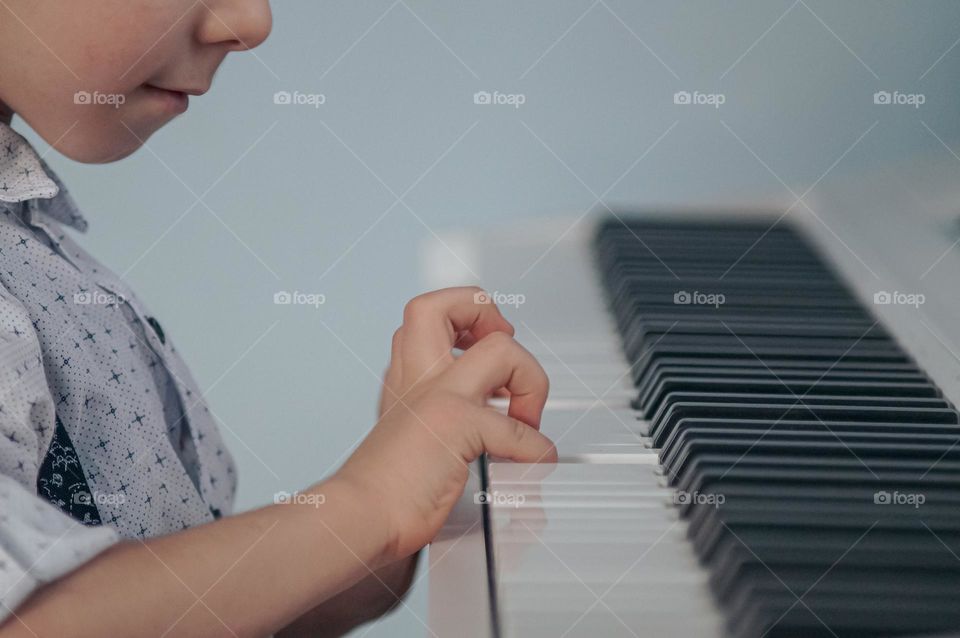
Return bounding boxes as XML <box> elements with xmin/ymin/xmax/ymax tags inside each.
<box><xmin>425</xmin><ymin>164</ymin><xmax>960</xmax><ymax>637</ymax></box>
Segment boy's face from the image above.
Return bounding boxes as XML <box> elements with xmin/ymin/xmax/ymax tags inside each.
<box><xmin>0</xmin><ymin>0</ymin><xmax>272</xmax><ymax>163</ymax></box>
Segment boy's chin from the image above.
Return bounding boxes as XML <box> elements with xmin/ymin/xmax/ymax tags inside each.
<box><xmin>50</xmin><ymin>118</ymin><xmax>165</xmax><ymax>164</ymax></box>
<box><xmin>55</xmin><ymin>140</ymin><xmax>136</xmax><ymax>164</ymax></box>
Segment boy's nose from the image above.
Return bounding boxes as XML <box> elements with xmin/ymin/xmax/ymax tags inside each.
<box><xmin>198</xmin><ymin>0</ymin><xmax>273</xmax><ymax>51</ymax></box>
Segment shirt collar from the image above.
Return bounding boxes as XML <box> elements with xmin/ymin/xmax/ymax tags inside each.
<box><xmin>0</xmin><ymin>120</ymin><xmax>88</xmax><ymax>232</ymax></box>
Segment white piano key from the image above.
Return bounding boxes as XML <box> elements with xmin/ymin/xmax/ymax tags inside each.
<box><xmin>427</xmin><ymin>223</ymin><xmax>726</xmax><ymax>637</ymax></box>
<box><xmin>485</xmin><ymin>461</ymin><xmax>722</xmax><ymax>637</ymax></box>
<box><xmin>539</xmin><ymin>373</ymin><xmax>633</xmax><ymax>392</ymax></box>
<box><xmin>489</xmin><ymin>462</ymin><xmax>657</xmax><ymax>484</ymax></box>
<box><xmin>487</xmin><ymin>404</ymin><xmax>652</xmax><ymax>461</ymax></box>
<box><xmin>427</xmin><ymin>463</ymin><xmax>493</xmax><ymax>638</ymax></box>
<box><xmin>503</xmin><ymin>607</ymin><xmax>724</xmax><ymax>638</ymax></box>
<box><xmin>499</xmin><ymin>586</ymin><xmax>717</xmax><ymax>617</ymax></box>
<box><xmin>488</xmin><ymin>397</ymin><xmax>633</xmax><ymax>412</ymax></box>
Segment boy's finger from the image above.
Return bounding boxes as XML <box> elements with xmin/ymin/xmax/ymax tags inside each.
<box><xmin>470</xmin><ymin>406</ymin><xmax>557</xmax><ymax>464</ymax></box>
<box><xmin>378</xmin><ymin>328</ymin><xmax>404</xmax><ymax>416</ymax></box>
<box><xmin>389</xmin><ymin>328</ymin><xmax>404</xmax><ymax>382</ymax></box>
<box><xmin>442</xmin><ymin>332</ymin><xmax>549</xmax><ymax>428</ymax></box>
<box><xmin>453</xmin><ymin>330</ymin><xmax>478</xmax><ymax>351</ymax></box>
<box><xmin>401</xmin><ymin>287</ymin><xmax>514</xmax><ymax>378</ymax></box>
<box><xmin>391</xmin><ymin>327</ymin><xmax>404</xmax><ymax>360</ymax></box>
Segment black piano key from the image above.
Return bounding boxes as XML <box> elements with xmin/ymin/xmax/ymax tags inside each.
<box><xmin>633</xmin><ymin>358</ymin><xmax>927</xmax><ymax>394</ymax></box>
<box><xmin>665</xmin><ymin>438</ymin><xmax>960</xmax><ymax>489</ymax></box>
<box><xmin>660</xmin><ymin>428</ymin><xmax>960</xmax><ymax>478</ymax></box>
<box><xmin>734</xmin><ymin>585</ymin><xmax>960</xmax><ymax>638</ymax></box>
<box><xmin>657</xmin><ymin>419</ymin><xmax>960</xmax><ymax>468</ymax></box>
<box><xmin>674</xmin><ymin>454</ymin><xmax>960</xmax><ymax>497</ymax></box>
<box><xmin>648</xmin><ymin>402</ymin><xmax>959</xmax><ymax>448</ymax></box>
<box><xmin>638</xmin><ymin>377</ymin><xmax>940</xmax><ymax>418</ymax></box>
<box><xmin>594</xmin><ymin>216</ymin><xmax>960</xmax><ymax>638</ymax></box>
<box><xmin>683</xmin><ymin>483</ymin><xmax>960</xmax><ymax>540</ymax></box>
<box><xmin>628</xmin><ymin>346</ymin><xmax>911</xmax><ymax>385</ymax></box>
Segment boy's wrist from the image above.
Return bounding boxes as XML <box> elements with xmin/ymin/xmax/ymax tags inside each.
<box><xmin>305</xmin><ymin>475</ymin><xmax>399</xmax><ymax>568</ymax></box>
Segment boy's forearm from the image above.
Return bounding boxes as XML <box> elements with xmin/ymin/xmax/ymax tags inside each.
<box><xmin>0</xmin><ymin>478</ymin><xmax>391</xmax><ymax>638</ymax></box>
<box><xmin>277</xmin><ymin>553</ymin><xmax>420</xmax><ymax>638</ymax></box>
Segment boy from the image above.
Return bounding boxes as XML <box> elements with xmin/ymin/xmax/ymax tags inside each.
<box><xmin>0</xmin><ymin>1</ymin><xmax>557</xmax><ymax>636</ymax></box>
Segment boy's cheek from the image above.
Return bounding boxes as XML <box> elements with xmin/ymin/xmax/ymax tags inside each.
<box><xmin>15</xmin><ymin>0</ymin><xmax>192</xmax><ymax>100</ymax></box>
<box><xmin>74</xmin><ymin>19</ymin><xmax>177</xmax><ymax>92</ymax></box>
<box><xmin>11</xmin><ymin>17</ymin><xmax>191</xmax><ymax>161</ymax></box>
<box><xmin>20</xmin><ymin>78</ymin><xmax>172</xmax><ymax>164</ymax></box>
<box><xmin>16</xmin><ymin>1</ymin><xmax>167</xmax><ymax>85</ymax></box>
<box><xmin>3</xmin><ymin>0</ymin><xmax>205</xmax><ymax>162</ymax></box>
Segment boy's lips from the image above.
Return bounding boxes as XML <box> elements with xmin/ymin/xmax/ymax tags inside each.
<box><xmin>142</xmin><ymin>84</ymin><xmax>205</xmax><ymax>113</ymax></box>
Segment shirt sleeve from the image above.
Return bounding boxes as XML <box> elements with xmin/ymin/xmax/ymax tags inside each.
<box><xmin>0</xmin><ymin>287</ymin><xmax>118</xmax><ymax>624</ymax></box>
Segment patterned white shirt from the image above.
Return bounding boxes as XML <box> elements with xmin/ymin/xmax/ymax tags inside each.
<box><xmin>0</xmin><ymin>121</ymin><xmax>237</xmax><ymax>620</ymax></box>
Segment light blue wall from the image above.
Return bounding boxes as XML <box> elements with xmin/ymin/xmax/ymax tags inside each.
<box><xmin>20</xmin><ymin>1</ymin><xmax>960</xmax><ymax>635</ymax></box>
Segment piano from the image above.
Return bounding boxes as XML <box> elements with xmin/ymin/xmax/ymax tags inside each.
<box><xmin>422</xmin><ymin>152</ymin><xmax>960</xmax><ymax>638</ymax></box>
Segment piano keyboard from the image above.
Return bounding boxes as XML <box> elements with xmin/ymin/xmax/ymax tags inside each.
<box><xmin>425</xmin><ymin>210</ymin><xmax>960</xmax><ymax>638</ymax></box>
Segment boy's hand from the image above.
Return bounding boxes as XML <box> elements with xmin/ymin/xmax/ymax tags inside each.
<box><xmin>338</xmin><ymin>287</ymin><xmax>556</xmax><ymax>561</ymax></box>
<box><xmin>377</xmin><ymin>286</ymin><xmax>516</xmax><ymax>418</ymax></box>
